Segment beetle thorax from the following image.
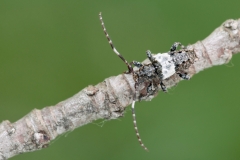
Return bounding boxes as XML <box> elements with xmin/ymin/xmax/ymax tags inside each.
<box><xmin>153</xmin><ymin>53</ymin><xmax>175</xmax><ymax>79</ymax></box>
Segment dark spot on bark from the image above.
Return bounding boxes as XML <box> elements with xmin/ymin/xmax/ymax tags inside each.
<box><xmin>32</xmin><ymin>130</ymin><xmax>50</xmax><ymax>149</ymax></box>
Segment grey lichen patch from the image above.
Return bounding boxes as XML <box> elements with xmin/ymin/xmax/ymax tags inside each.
<box><xmin>32</xmin><ymin>130</ymin><xmax>50</xmax><ymax>149</ymax></box>
<box><xmin>105</xmin><ymin>79</ymin><xmax>118</xmax><ymax>104</ymax></box>
<box><xmin>223</xmin><ymin>19</ymin><xmax>239</xmax><ymax>39</ymax></box>
<box><xmin>223</xmin><ymin>19</ymin><xmax>238</xmax><ymax>30</ymax></box>
<box><xmin>2</xmin><ymin>120</ymin><xmax>16</xmax><ymax>137</ymax></box>
<box><xmin>7</xmin><ymin>127</ymin><xmax>16</xmax><ymax>136</ymax></box>
<box><xmin>85</xmin><ymin>85</ymin><xmax>99</xmax><ymax>96</ymax></box>
<box><xmin>104</xmin><ymin>78</ymin><xmax>127</xmax><ymax>119</ymax></box>
<box><xmin>0</xmin><ymin>151</ymin><xmax>6</xmax><ymax>160</ymax></box>
<box><xmin>9</xmin><ymin>144</ymin><xmax>19</xmax><ymax>153</ymax></box>
<box><xmin>55</xmin><ymin>117</ymin><xmax>73</xmax><ymax>131</ymax></box>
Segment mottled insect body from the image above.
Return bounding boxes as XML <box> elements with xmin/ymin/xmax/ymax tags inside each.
<box><xmin>151</xmin><ymin>46</ymin><xmax>197</xmax><ymax>81</ymax></box>
<box><xmin>153</xmin><ymin>53</ymin><xmax>175</xmax><ymax>79</ymax></box>
<box><xmin>99</xmin><ymin>12</ymin><xmax>197</xmax><ymax>151</ymax></box>
<box><xmin>169</xmin><ymin>43</ymin><xmax>197</xmax><ymax>80</ymax></box>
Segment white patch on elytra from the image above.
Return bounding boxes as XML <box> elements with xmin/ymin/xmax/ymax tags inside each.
<box><xmin>154</xmin><ymin>53</ymin><xmax>175</xmax><ymax>79</ymax></box>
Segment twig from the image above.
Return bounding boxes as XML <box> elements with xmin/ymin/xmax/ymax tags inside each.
<box><xmin>0</xmin><ymin>18</ymin><xmax>239</xmax><ymax>160</ymax></box>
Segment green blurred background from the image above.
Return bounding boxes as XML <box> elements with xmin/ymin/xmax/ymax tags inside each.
<box><xmin>0</xmin><ymin>0</ymin><xmax>240</xmax><ymax>160</ymax></box>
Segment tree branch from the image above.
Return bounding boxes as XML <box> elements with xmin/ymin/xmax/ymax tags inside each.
<box><xmin>0</xmin><ymin>18</ymin><xmax>240</xmax><ymax>160</ymax></box>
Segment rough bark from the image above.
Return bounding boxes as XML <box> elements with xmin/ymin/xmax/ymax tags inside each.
<box><xmin>0</xmin><ymin>18</ymin><xmax>240</xmax><ymax>160</ymax></box>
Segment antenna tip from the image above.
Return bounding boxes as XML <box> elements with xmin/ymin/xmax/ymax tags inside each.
<box><xmin>99</xmin><ymin>12</ymin><xmax>102</xmax><ymax>16</ymax></box>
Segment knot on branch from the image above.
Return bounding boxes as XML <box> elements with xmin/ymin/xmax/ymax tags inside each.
<box><xmin>32</xmin><ymin>130</ymin><xmax>50</xmax><ymax>149</ymax></box>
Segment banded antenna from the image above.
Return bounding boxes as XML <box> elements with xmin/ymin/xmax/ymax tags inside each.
<box><xmin>99</xmin><ymin>12</ymin><xmax>149</xmax><ymax>151</ymax></box>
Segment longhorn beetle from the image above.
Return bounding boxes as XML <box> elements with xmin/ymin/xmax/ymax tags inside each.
<box><xmin>99</xmin><ymin>12</ymin><xmax>197</xmax><ymax>151</ymax></box>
